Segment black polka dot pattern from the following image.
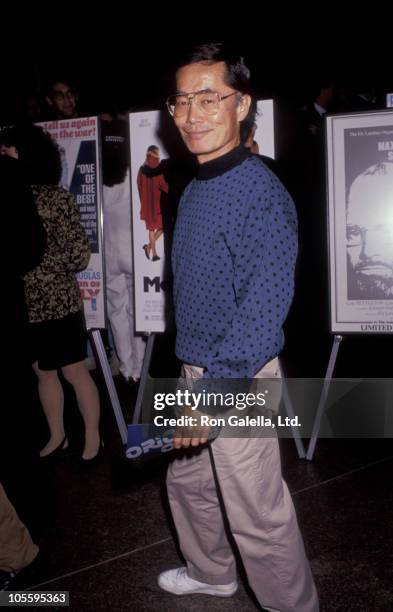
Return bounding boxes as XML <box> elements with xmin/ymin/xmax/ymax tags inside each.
<box><xmin>172</xmin><ymin>156</ymin><xmax>298</xmax><ymax>379</ymax></box>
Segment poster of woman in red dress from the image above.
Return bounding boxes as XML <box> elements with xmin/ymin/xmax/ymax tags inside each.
<box><xmin>137</xmin><ymin>145</ymin><xmax>168</xmax><ymax>262</ymax></box>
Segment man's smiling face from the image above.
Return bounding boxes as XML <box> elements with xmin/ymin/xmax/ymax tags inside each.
<box><xmin>173</xmin><ymin>61</ymin><xmax>250</xmax><ymax>164</ymax></box>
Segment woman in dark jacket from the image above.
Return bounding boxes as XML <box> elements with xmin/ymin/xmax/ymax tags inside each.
<box><xmin>0</xmin><ymin>125</ymin><xmax>101</xmax><ymax>462</ymax></box>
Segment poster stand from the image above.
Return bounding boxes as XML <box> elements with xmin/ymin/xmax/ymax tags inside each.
<box><xmin>87</xmin><ymin>330</ymin><xmax>156</xmax><ymax>448</ymax></box>
<box><xmin>88</xmin><ymin>329</ymin><xmax>128</xmax><ymax>444</ymax></box>
<box><xmin>132</xmin><ymin>333</ymin><xmax>156</xmax><ymax>426</ymax></box>
<box><xmin>306</xmin><ymin>335</ymin><xmax>343</xmax><ymax>461</ymax></box>
<box><xmin>282</xmin><ymin>383</ymin><xmax>307</xmax><ymax>458</ymax></box>
<box><xmin>305</xmin><ymin>110</ymin><xmax>393</xmax><ymax>460</ymax></box>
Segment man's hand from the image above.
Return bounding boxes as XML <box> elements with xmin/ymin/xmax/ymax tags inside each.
<box><xmin>173</xmin><ymin>405</ymin><xmax>210</xmax><ymax>449</ymax></box>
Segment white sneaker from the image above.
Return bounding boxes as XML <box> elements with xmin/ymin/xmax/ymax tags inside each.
<box><xmin>157</xmin><ymin>567</ymin><xmax>238</xmax><ymax>597</ymax></box>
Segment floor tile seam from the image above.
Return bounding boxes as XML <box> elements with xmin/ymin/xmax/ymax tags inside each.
<box><xmin>26</xmin><ymin>537</ymin><xmax>173</xmax><ymax>590</ymax></box>
<box><xmin>291</xmin><ymin>455</ymin><xmax>393</xmax><ymax>496</ymax></box>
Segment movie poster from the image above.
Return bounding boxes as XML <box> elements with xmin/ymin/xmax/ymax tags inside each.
<box><xmin>129</xmin><ymin>111</ymin><xmax>169</xmax><ymax>333</ymax></box>
<box><xmin>327</xmin><ymin>111</ymin><xmax>393</xmax><ymax>333</ymax></box>
<box><xmin>38</xmin><ymin>117</ymin><xmax>105</xmax><ymax>329</ymax></box>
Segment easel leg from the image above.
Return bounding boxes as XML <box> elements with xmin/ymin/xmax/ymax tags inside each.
<box><xmin>89</xmin><ymin>329</ymin><xmax>128</xmax><ymax>444</ymax></box>
<box><xmin>306</xmin><ymin>335</ymin><xmax>342</xmax><ymax>461</ymax></box>
<box><xmin>282</xmin><ymin>380</ymin><xmax>306</xmax><ymax>458</ymax></box>
<box><xmin>132</xmin><ymin>334</ymin><xmax>156</xmax><ymax>425</ymax></box>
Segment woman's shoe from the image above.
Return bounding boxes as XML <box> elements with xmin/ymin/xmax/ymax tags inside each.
<box><xmin>152</xmin><ymin>255</ymin><xmax>160</xmax><ymax>261</ymax></box>
<box><xmin>39</xmin><ymin>436</ymin><xmax>68</xmax><ymax>460</ymax></box>
<box><xmin>143</xmin><ymin>244</ymin><xmax>150</xmax><ymax>260</ymax></box>
<box><xmin>79</xmin><ymin>440</ymin><xmax>104</xmax><ymax>469</ymax></box>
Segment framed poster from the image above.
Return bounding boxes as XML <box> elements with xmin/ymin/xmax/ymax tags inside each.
<box><xmin>326</xmin><ymin>110</ymin><xmax>393</xmax><ymax>333</ymax></box>
<box><xmin>38</xmin><ymin>117</ymin><xmax>106</xmax><ymax>329</ymax></box>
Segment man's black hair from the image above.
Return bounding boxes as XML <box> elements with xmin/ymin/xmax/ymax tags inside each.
<box><xmin>45</xmin><ymin>76</ymin><xmax>78</xmax><ymax>98</ymax></box>
<box><xmin>177</xmin><ymin>42</ymin><xmax>253</xmax><ymax>95</ymax></box>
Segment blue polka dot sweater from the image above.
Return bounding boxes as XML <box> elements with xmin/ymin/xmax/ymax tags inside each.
<box><xmin>172</xmin><ymin>146</ymin><xmax>298</xmax><ymax>380</ymax></box>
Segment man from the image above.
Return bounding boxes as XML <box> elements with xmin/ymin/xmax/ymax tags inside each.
<box><xmin>301</xmin><ymin>81</ymin><xmax>337</xmax><ymax>137</ymax></box>
<box><xmin>347</xmin><ymin>161</ymin><xmax>393</xmax><ymax>299</ymax></box>
<box><xmin>0</xmin><ymin>484</ymin><xmax>40</xmax><ymax>590</ymax></box>
<box><xmin>45</xmin><ymin>78</ymin><xmax>79</xmax><ymax>119</ymax></box>
<box><xmin>157</xmin><ymin>43</ymin><xmax>319</xmax><ymax>611</ymax></box>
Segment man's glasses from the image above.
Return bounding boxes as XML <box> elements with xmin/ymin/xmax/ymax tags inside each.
<box><xmin>52</xmin><ymin>90</ymin><xmax>76</xmax><ymax>102</ymax></box>
<box><xmin>166</xmin><ymin>90</ymin><xmax>238</xmax><ymax>118</ymax></box>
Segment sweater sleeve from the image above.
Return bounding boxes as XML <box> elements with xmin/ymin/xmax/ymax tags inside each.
<box><xmin>36</xmin><ymin>190</ymin><xmax>90</xmax><ymax>275</ymax></box>
<box><xmin>16</xmin><ymin>177</ymin><xmax>47</xmax><ymax>276</ymax></box>
<box><xmin>204</xmin><ymin>180</ymin><xmax>297</xmax><ymax>380</ymax></box>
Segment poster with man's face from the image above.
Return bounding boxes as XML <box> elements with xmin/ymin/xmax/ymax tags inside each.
<box><xmin>327</xmin><ymin>111</ymin><xmax>393</xmax><ymax>333</ymax></box>
<box><xmin>346</xmin><ymin>159</ymin><xmax>393</xmax><ymax>300</ymax></box>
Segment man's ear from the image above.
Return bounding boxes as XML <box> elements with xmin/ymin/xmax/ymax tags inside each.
<box><xmin>237</xmin><ymin>94</ymin><xmax>251</xmax><ymax>122</ymax></box>
<box><xmin>45</xmin><ymin>96</ymin><xmax>54</xmax><ymax>107</ymax></box>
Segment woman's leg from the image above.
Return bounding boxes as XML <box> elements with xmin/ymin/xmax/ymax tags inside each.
<box><xmin>61</xmin><ymin>360</ymin><xmax>100</xmax><ymax>459</ymax></box>
<box><xmin>148</xmin><ymin>230</ymin><xmax>156</xmax><ymax>256</ymax></box>
<box><xmin>154</xmin><ymin>229</ymin><xmax>163</xmax><ymax>242</ymax></box>
<box><xmin>32</xmin><ymin>362</ymin><xmax>66</xmax><ymax>457</ymax></box>
<box><xmin>151</xmin><ymin>229</ymin><xmax>163</xmax><ymax>258</ymax></box>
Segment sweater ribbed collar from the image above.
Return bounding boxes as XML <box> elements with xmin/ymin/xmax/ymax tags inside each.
<box><xmin>196</xmin><ymin>145</ymin><xmax>251</xmax><ymax>180</ymax></box>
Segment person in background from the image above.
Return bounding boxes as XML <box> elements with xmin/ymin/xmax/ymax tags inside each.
<box><xmin>101</xmin><ymin>118</ymin><xmax>146</xmax><ymax>386</ymax></box>
<box><xmin>0</xmin><ymin>152</ymin><xmax>46</xmax><ymax>590</ymax></box>
<box><xmin>0</xmin><ymin>483</ymin><xmax>40</xmax><ymax>591</ymax></box>
<box><xmin>45</xmin><ymin>77</ymin><xmax>79</xmax><ymax>120</ymax></box>
<box><xmin>0</xmin><ymin>125</ymin><xmax>101</xmax><ymax>463</ymax></box>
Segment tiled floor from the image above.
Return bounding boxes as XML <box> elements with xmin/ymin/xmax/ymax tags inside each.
<box><xmin>3</xmin><ymin>368</ymin><xmax>393</xmax><ymax>611</ymax></box>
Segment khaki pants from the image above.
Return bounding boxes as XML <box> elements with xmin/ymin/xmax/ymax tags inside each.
<box><xmin>167</xmin><ymin>360</ymin><xmax>319</xmax><ymax>612</ymax></box>
<box><xmin>0</xmin><ymin>483</ymin><xmax>38</xmax><ymax>572</ymax></box>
